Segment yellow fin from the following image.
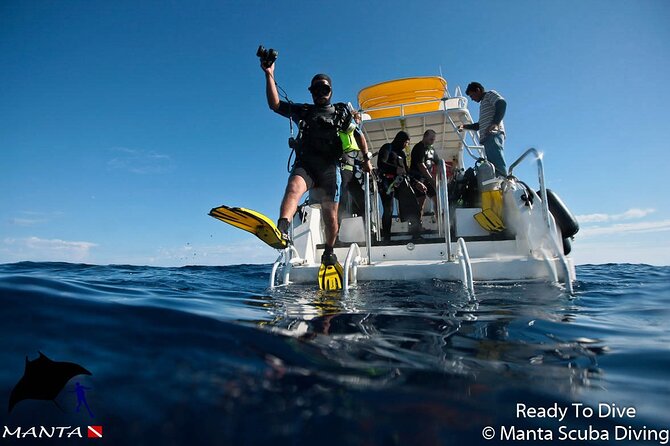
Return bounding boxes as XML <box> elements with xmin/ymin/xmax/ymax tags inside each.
<box><xmin>209</xmin><ymin>205</ymin><xmax>288</xmax><ymax>249</ymax></box>
<box><xmin>474</xmin><ymin>209</ymin><xmax>505</xmax><ymax>232</ymax></box>
<box><xmin>318</xmin><ymin>261</ymin><xmax>344</xmax><ymax>291</ymax></box>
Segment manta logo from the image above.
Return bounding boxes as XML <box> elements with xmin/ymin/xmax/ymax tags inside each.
<box><xmin>2</xmin><ymin>426</ymin><xmax>83</xmax><ymax>439</ymax></box>
<box><xmin>2</xmin><ymin>426</ymin><xmax>104</xmax><ymax>439</ymax></box>
<box><xmin>8</xmin><ymin>352</ymin><xmax>92</xmax><ymax>413</ymax></box>
<box><xmin>5</xmin><ymin>353</ymin><xmax>103</xmax><ymax>438</ymax></box>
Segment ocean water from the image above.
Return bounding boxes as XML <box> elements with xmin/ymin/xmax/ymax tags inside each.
<box><xmin>1</xmin><ymin>262</ymin><xmax>669</xmax><ymax>445</ymax></box>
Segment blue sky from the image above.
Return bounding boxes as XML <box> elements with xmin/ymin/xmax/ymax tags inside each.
<box><xmin>1</xmin><ymin>0</ymin><xmax>669</xmax><ymax>266</ymax></box>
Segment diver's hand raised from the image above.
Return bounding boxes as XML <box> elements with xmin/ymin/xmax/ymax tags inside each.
<box><xmin>261</xmin><ymin>60</ymin><xmax>275</xmax><ymax>76</ymax></box>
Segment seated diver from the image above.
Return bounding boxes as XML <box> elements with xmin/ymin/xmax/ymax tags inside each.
<box><xmin>377</xmin><ymin>131</ymin><xmax>422</xmax><ymax>241</ymax></box>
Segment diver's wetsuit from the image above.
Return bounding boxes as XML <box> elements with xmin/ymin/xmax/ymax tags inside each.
<box><xmin>275</xmin><ymin>101</ymin><xmax>349</xmax><ymax>204</ymax></box>
<box><xmin>408</xmin><ymin>140</ymin><xmax>439</xmax><ymax>198</ymax></box>
<box><xmin>377</xmin><ymin>142</ymin><xmax>421</xmax><ymax>239</ymax></box>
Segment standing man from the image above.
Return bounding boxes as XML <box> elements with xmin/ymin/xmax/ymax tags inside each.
<box><xmin>261</xmin><ymin>60</ymin><xmax>372</xmax><ymax>290</ymax></box>
<box><xmin>408</xmin><ymin>129</ymin><xmax>439</xmax><ymax>220</ymax></box>
<box><xmin>458</xmin><ymin>82</ymin><xmax>508</xmax><ymax>176</ymax></box>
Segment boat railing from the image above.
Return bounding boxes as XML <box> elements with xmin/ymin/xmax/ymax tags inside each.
<box><xmin>509</xmin><ymin>148</ymin><xmax>551</xmax><ymax>228</ymax></box>
<box><xmin>361</xmin><ymin>97</ymin><xmax>471</xmax><ymax>118</ymax></box>
<box><xmin>435</xmin><ymin>160</ymin><xmax>474</xmax><ymax>292</ymax></box>
<box><xmin>457</xmin><ymin>237</ymin><xmax>474</xmax><ymax>295</ymax></box>
<box><xmin>343</xmin><ymin>243</ymin><xmax>363</xmax><ymax>293</ymax></box>
<box><xmin>269</xmin><ymin>245</ymin><xmax>301</xmax><ymax>289</ymax></box>
<box><xmin>508</xmin><ymin>148</ymin><xmax>574</xmax><ymax>294</ymax></box>
<box><xmin>444</xmin><ymin>112</ymin><xmax>485</xmax><ymax>162</ymax></box>
<box><xmin>361</xmin><ymin>97</ymin><xmax>451</xmax><ymax>120</ymax></box>
<box><xmin>363</xmin><ymin>172</ymin><xmax>372</xmax><ymax>263</ymax></box>
<box><xmin>436</xmin><ymin>159</ymin><xmax>453</xmax><ymax>259</ymax></box>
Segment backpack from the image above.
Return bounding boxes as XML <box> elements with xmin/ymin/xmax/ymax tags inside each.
<box><xmin>460</xmin><ymin>167</ymin><xmax>480</xmax><ymax>207</ymax></box>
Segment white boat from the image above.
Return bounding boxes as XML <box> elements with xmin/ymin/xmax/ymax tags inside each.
<box><xmin>270</xmin><ymin>77</ymin><xmax>578</xmax><ymax>294</ymax></box>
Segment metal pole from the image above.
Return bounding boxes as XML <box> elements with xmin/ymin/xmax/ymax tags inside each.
<box><xmin>364</xmin><ymin>172</ymin><xmax>372</xmax><ymax>264</ymax></box>
<box><xmin>508</xmin><ymin>148</ymin><xmax>551</xmax><ymax>229</ymax></box>
<box><xmin>446</xmin><ymin>114</ymin><xmax>484</xmax><ymax>161</ymax></box>
<box><xmin>435</xmin><ymin>167</ymin><xmax>443</xmax><ymax>236</ymax></box>
<box><xmin>440</xmin><ymin>160</ymin><xmax>452</xmax><ymax>259</ymax></box>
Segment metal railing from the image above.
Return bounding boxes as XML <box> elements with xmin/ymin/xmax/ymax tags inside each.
<box><xmin>361</xmin><ymin>97</ymin><xmax>448</xmax><ymax>120</ymax></box>
<box><xmin>457</xmin><ymin>237</ymin><xmax>474</xmax><ymax>295</ymax></box>
<box><xmin>343</xmin><ymin>243</ymin><xmax>362</xmax><ymax>293</ymax></box>
<box><xmin>269</xmin><ymin>245</ymin><xmax>300</xmax><ymax>289</ymax></box>
<box><xmin>508</xmin><ymin>148</ymin><xmax>551</xmax><ymax>228</ymax></box>
<box><xmin>508</xmin><ymin>148</ymin><xmax>574</xmax><ymax>294</ymax></box>
<box><xmin>445</xmin><ymin>113</ymin><xmax>485</xmax><ymax>162</ymax></box>
<box><xmin>438</xmin><ymin>159</ymin><xmax>453</xmax><ymax>259</ymax></box>
<box><xmin>364</xmin><ymin>172</ymin><xmax>372</xmax><ymax>263</ymax></box>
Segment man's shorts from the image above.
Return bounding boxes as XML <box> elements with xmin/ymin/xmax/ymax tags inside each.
<box><xmin>291</xmin><ymin>159</ymin><xmax>341</xmax><ymax>204</ymax></box>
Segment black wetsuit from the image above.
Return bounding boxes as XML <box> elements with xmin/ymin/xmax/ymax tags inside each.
<box><xmin>377</xmin><ymin>143</ymin><xmax>421</xmax><ymax>239</ymax></box>
<box><xmin>276</xmin><ymin>101</ymin><xmax>348</xmax><ymax>203</ymax></box>
<box><xmin>409</xmin><ymin>141</ymin><xmax>439</xmax><ymax>198</ymax></box>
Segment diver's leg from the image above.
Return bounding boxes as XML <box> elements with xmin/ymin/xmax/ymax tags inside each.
<box><xmin>84</xmin><ymin>400</ymin><xmax>94</xmax><ymax>418</ymax></box>
<box><xmin>416</xmin><ymin>194</ymin><xmax>427</xmax><ymax>221</ymax></box>
<box><xmin>483</xmin><ymin>133</ymin><xmax>507</xmax><ymax>176</ymax></box>
<box><xmin>321</xmin><ymin>201</ymin><xmax>339</xmax><ymax>248</ymax></box>
<box><xmin>380</xmin><ymin>191</ymin><xmax>393</xmax><ymax>240</ymax></box>
<box><xmin>279</xmin><ymin>174</ymin><xmax>308</xmax><ymax>221</ymax></box>
<box><xmin>320</xmin><ymin>164</ymin><xmax>341</xmax><ymax>248</ymax></box>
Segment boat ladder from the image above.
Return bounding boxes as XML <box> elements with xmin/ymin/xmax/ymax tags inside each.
<box><xmin>269</xmin><ymin>245</ymin><xmax>301</xmax><ymax>289</ymax></box>
<box><xmin>456</xmin><ymin>237</ymin><xmax>475</xmax><ymax>295</ymax></box>
<box><xmin>509</xmin><ymin>148</ymin><xmax>574</xmax><ymax>294</ymax></box>
<box><xmin>343</xmin><ymin>243</ymin><xmax>364</xmax><ymax>293</ymax></box>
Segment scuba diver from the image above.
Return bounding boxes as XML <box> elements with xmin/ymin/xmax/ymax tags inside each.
<box><xmin>377</xmin><ymin>131</ymin><xmax>422</xmax><ymax>241</ymax></box>
<box><xmin>408</xmin><ymin>129</ymin><xmax>440</xmax><ymax>221</ymax></box>
<box><xmin>261</xmin><ymin>56</ymin><xmax>372</xmax><ymax>290</ymax></box>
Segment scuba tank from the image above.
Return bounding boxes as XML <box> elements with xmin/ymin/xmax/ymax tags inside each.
<box><xmin>476</xmin><ymin>159</ymin><xmax>498</xmax><ymax>192</ymax></box>
<box><xmin>424</xmin><ymin>147</ymin><xmax>437</xmax><ymax>173</ymax></box>
<box><xmin>474</xmin><ymin>159</ymin><xmax>505</xmax><ymax>232</ymax></box>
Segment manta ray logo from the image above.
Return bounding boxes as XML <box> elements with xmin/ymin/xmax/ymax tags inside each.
<box><xmin>8</xmin><ymin>352</ymin><xmax>92</xmax><ymax>413</ymax></box>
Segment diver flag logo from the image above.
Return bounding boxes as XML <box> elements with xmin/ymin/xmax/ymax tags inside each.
<box><xmin>87</xmin><ymin>426</ymin><xmax>103</xmax><ymax>438</ymax></box>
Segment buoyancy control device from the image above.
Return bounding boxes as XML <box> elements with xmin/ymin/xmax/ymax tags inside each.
<box><xmin>338</xmin><ymin>102</ymin><xmax>359</xmax><ymax>153</ymax></box>
<box><xmin>295</xmin><ymin>102</ymin><xmax>354</xmax><ymax>162</ymax></box>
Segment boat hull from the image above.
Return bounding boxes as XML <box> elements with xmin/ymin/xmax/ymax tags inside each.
<box><xmin>283</xmin><ymin>240</ymin><xmax>576</xmax><ymax>285</ymax></box>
